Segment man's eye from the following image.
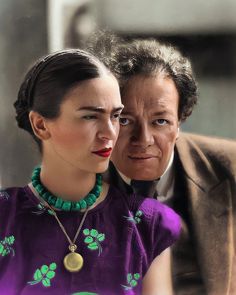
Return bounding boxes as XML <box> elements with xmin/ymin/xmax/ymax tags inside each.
<box><xmin>119</xmin><ymin>117</ymin><xmax>130</xmax><ymax>126</ymax></box>
<box><xmin>82</xmin><ymin>115</ymin><xmax>97</xmax><ymax>120</ymax></box>
<box><xmin>153</xmin><ymin>119</ymin><xmax>168</xmax><ymax>126</ymax></box>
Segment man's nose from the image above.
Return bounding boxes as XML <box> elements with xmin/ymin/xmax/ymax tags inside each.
<box><xmin>131</xmin><ymin>123</ymin><xmax>154</xmax><ymax>147</ymax></box>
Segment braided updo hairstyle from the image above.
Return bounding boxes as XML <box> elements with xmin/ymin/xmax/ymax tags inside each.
<box><xmin>14</xmin><ymin>49</ymin><xmax>108</xmax><ymax>150</ymax></box>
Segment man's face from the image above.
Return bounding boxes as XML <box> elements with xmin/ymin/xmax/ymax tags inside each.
<box><xmin>111</xmin><ymin>74</ymin><xmax>180</xmax><ymax>180</ymax></box>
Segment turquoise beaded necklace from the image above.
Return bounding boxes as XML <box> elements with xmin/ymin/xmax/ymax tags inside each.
<box><xmin>31</xmin><ymin>166</ymin><xmax>102</xmax><ymax>212</ymax></box>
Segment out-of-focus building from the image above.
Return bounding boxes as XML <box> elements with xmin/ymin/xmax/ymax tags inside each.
<box><xmin>0</xmin><ymin>0</ymin><xmax>236</xmax><ymax>187</ymax></box>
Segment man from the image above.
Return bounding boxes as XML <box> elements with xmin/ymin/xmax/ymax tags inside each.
<box><xmin>91</xmin><ymin>36</ymin><xmax>236</xmax><ymax>295</ymax></box>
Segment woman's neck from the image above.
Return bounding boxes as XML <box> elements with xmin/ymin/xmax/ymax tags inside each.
<box><xmin>40</xmin><ymin>163</ymin><xmax>96</xmax><ymax>202</ymax></box>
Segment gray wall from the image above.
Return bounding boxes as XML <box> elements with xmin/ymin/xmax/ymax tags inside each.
<box><xmin>0</xmin><ymin>0</ymin><xmax>47</xmax><ymax>187</ymax></box>
<box><xmin>182</xmin><ymin>78</ymin><xmax>236</xmax><ymax>138</ymax></box>
<box><xmin>0</xmin><ymin>0</ymin><xmax>235</xmax><ymax>188</ymax></box>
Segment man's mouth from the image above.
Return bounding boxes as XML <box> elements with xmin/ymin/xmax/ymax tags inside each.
<box><xmin>92</xmin><ymin>147</ymin><xmax>112</xmax><ymax>158</ymax></box>
<box><xmin>128</xmin><ymin>154</ymin><xmax>157</xmax><ymax>160</ymax></box>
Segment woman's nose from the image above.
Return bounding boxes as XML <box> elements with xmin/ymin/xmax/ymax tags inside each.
<box><xmin>98</xmin><ymin>119</ymin><xmax>118</xmax><ymax>141</ymax></box>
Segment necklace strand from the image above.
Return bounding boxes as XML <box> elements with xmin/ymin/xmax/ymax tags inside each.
<box><xmin>31</xmin><ymin>166</ymin><xmax>102</xmax><ymax>212</ymax></box>
<box><xmin>47</xmin><ymin>202</ymin><xmax>89</xmax><ymax>250</ymax></box>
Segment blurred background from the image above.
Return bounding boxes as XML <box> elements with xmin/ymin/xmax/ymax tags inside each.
<box><xmin>0</xmin><ymin>0</ymin><xmax>236</xmax><ymax>187</ymax></box>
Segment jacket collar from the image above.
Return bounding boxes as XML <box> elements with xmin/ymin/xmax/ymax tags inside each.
<box><xmin>176</xmin><ymin>134</ymin><xmax>220</xmax><ymax>192</ymax></box>
<box><xmin>176</xmin><ymin>133</ymin><xmax>233</xmax><ymax>295</ymax></box>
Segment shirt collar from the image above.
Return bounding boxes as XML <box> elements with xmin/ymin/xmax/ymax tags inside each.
<box><xmin>117</xmin><ymin>150</ymin><xmax>175</xmax><ymax>191</ymax></box>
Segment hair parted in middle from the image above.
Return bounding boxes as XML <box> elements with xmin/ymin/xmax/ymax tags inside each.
<box><xmin>87</xmin><ymin>31</ymin><xmax>198</xmax><ymax>122</ymax></box>
<box><xmin>14</xmin><ymin>48</ymin><xmax>109</xmax><ymax>150</ymax></box>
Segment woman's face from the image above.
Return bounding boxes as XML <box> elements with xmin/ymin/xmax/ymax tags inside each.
<box><xmin>42</xmin><ymin>75</ymin><xmax>123</xmax><ymax>174</ymax></box>
<box><xmin>111</xmin><ymin>74</ymin><xmax>180</xmax><ymax>180</ymax></box>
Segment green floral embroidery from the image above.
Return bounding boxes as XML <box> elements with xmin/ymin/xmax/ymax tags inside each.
<box><xmin>121</xmin><ymin>273</ymin><xmax>141</xmax><ymax>291</ymax></box>
<box><xmin>0</xmin><ymin>235</ymin><xmax>15</xmax><ymax>257</ymax></box>
<box><xmin>32</xmin><ymin>203</ymin><xmax>54</xmax><ymax>216</ymax></box>
<box><xmin>71</xmin><ymin>292</ymin><xmax>98</xmax><ymax>295</ymax></box>
<box><xmin>32</xmin><ymin>203</ymin><xmax>47</xmax><ymax>215</ymax></box>
<box><xmin>27</xmin><ymin>262</ymin><xmax>57</xmax><ymax>287</ymax></box>
<box><xmin>83</xmin><ymin>229</ymin><xmax>105</xmax><ymax>256</ymax></box>
<box><xmin>124</xmin><ymin>210</ymin><xmax>143</xmax><ymax>224</ymax></box>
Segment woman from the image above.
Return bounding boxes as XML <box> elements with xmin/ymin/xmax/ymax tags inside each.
<box><xmin>0</xmin><ymin>49</ymin><xmax>180</xmax><ymax>295</ymax></box>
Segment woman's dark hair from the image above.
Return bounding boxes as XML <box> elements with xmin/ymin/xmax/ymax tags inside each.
<box><xmin>88</xmin><ymin>32</ymin><xmax>198</xmax><ymax>121</ymax></box>
<box><xmin>14</xmin><ymin>49</ymin><xmax>108</xmax><ymax>150</ymax></box>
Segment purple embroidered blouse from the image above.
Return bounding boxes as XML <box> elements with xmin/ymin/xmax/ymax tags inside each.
<box><xmin>0</xmin><ymin>185</ymin><xmax>180</xmax><ymax>295</ymax></box>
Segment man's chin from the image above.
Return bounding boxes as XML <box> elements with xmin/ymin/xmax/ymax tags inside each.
<box><xmin>124</xmin><ymin>170</ymin><xmax>161</xmax><ymax>181</ymax></box>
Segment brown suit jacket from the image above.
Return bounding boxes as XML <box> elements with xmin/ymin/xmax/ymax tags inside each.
<box><xmin>176</xmin><ymin>133</ymin><xmax>236</xmax><ymax>295</ymax></box>
<box><xmin>106</xmin><ymin>132</ymin><xmax>236</xmax><ymax>295</ymax></box>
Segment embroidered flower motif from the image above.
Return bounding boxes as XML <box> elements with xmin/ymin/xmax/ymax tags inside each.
<box><xmin>83</xmin><ymin>229</ymin><xmax>105</xmax><ymax>256</ymax></box>
<box><xmin>32</xmin><ymin>203</ymin><xmax>48</xmax><ymax>215</ymax></box>
<box><xmin>123</xmin><ymin>210</ymin><xmax>143</xmax><ymax>224</ymax></box>
<box><xmin>27</xmin><ymin>262</ymin><xmax>57</xmax><ymax>287</ymax></box>
<box><xmin>0</xmin><ymin>235</ymin><xmax>15</xmax><ymax>257</ymax></box>
<box><xmin>32</xmin><ymin>203</ymin><xmax>54</xmax><ymax>216</ymax></box>
<box><xmin>121</xmin><ymin>273</ymin><xmax>141</xmax><ymax>291</ymax></box>
<box><xmin>0</xmin><ymin>190</ymin><xmax>10</xmax><ymax>201</ymax></box>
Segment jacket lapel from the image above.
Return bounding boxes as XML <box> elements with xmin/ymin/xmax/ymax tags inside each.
<box><xmin>176</xmin><ymin>135</ymin><xmax>234</xmax><ymax>295</ymax></box>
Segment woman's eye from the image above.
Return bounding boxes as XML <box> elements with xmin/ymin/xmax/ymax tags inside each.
<box><xmin>111</xmin><ymin>112</ymin><xmax>121</xmax><ymax>120</ymax></box>
<box><xmin>119</xmin><ymin>117</ymin><xmax>130</xmax><ymax>126</ymax></box>
<box><xmin>153</xmin><ymin>119</ymin><xmax>168</xmax><ymax>126</ymax></box>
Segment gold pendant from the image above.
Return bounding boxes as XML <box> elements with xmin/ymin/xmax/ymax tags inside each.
<box><xmin>63</xmin><ymin>245</ymin><xmax>84</xmax><ymax>272</ymax></box>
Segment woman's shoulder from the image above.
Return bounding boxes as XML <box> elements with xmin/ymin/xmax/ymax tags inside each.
<box><xmin>109</xmin><ymin>185</ymin><xmax>180</xmax><ymax>234</ymax></box>
<box><xmin>0</xmin><ymin>186</ymin><xmax>27</xmax><ymax>200</ymax></box>
<box><xmin>121</xmin><ymin>191</ymin><xmax>181</xmax><ymax>255</ymax></box>
<box><xmin>140</xmin><ymin>198</ymin><xmax>181</xmax><ymax>255</ymax></box>
<box><xmin>0</xmin><ymin>186</ymin><xmax>31</xmax><ymax>211</ymax></box>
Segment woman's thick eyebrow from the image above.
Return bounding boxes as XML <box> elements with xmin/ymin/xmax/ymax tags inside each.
<box><xmin>77</xmin><ymin>106</ymin><xmax>124</xmax><ymax>113</ymax></box>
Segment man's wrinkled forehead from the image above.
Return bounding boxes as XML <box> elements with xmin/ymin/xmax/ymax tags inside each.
<box><xmin>120</xmin><ymin>74</ymin><xmax>179</xmax><ymax>113</ymax></box>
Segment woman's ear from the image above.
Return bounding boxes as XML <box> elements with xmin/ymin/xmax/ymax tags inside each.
<box><xmin>29</xmin><ymin>111</ymin><xmax>51</xmax><ymax>141</ymax></box>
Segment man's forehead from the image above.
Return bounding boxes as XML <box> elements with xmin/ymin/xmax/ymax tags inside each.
<box><xmin>122</xmin><ymin>96</ymin><xmax>175</xmax><ymax>110</ymax></box>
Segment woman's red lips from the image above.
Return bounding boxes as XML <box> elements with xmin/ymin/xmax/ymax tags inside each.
<box><xmin>92</xmin><ymin>148</ymin><xmax>112</xmax><ymax>158</ymax></box>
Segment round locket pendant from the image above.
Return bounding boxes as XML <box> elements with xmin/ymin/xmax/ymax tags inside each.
<box><xmin>63</xmin><ymin>252</ymin><xmax>84</xmax><ymax>272</ymax></box>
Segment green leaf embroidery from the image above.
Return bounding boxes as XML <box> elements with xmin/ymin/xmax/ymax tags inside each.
<box><xmin>42</xmin><ymin>277</ymin><xmax>51</xmax><ymax>287</ymax></box>
<box><xmin>83</xmin><ymin>229</ymin><xmax>90</xmax><ymax>235</ymax></box>
<box><xmin>124</xmin><ymin>210</ymin><xmax>143</xmax><ymax>224</ymax></box>
<box><xmin>27</xmin><ymin>263</ymin><xmax>57</xmax><ymax>287</ymax></box>
<box><xmin>33</xmin><ymin>269</ymin><xmax>43</xmax><ymax>281</ymax></box>
<box><xmin>88</xmin><ymin>242</ymin><xmax>99</xmax><ymax>251</ymax></box>
<box><xmin>46</xmin><ymin>270</ymin><xmax>56</xmax><ymax>279</ymax></box>
<box><xmin>130</xmin><ymin>279</ymin><xmax>137</xmax><ymax>287</ymax></box>
<box><xmin>71</xmin><ymin>292</ymin><xmax>98</xmax><ymax>295</ymax></box>
<box><xmin>127</xmin><ymin>273</ymin><xmax>132</xmax><ymax>284</ymax></box>
<box><xmin>49</xmin><ymin>262</ymin><xmax>57</xmax><ymax>270</ymax></box>
<box><xmin>83</xmin><ymin>229</ymin><xmax>105</xmax><ymax>256</ymax></box>
<box><xmin>135</xmin><ymin>210</ymin><xmax>143</xmax><ymax>217</ymax></box>
<box><xmin>134</xmin><ymin>273</ymin><xmax>140</xmax><ymax>280</ymax></box>
<box><xmin>0</xmin><ymin>235</ymin><xmax>15</xmax><ymax>257</ymax></box>
<box><xmin>84</xmin><ymin>236</ymin><xmax>94</xmax><ymax>244</ymax></box>
<box><xmin>90</xmin><ymin>229</ymin><xmax>98</xmax><ymax>238</ymax></box>
<box><xmin>41</xmin><ymin>265</ymin><xmax>49</xmax><ymax>274</ymax></box>
<box><xmin>96</xmin><ymin>233</ymin><xmax>105</xmax><ymax>242</ymax></box>
<box><xmin>121</xmin><ymin>273</ymin><xmax>141</xmax><ymax>291</ymax></box>
<box><xmin>32</xmin><ymin>203</ymin><xmax>55</xmax><ymax>216</ymax></box>
<box><xmin>32</xmin><ymin>203</ymin><xmax>48</xmax><ymax>215</ymax></box>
